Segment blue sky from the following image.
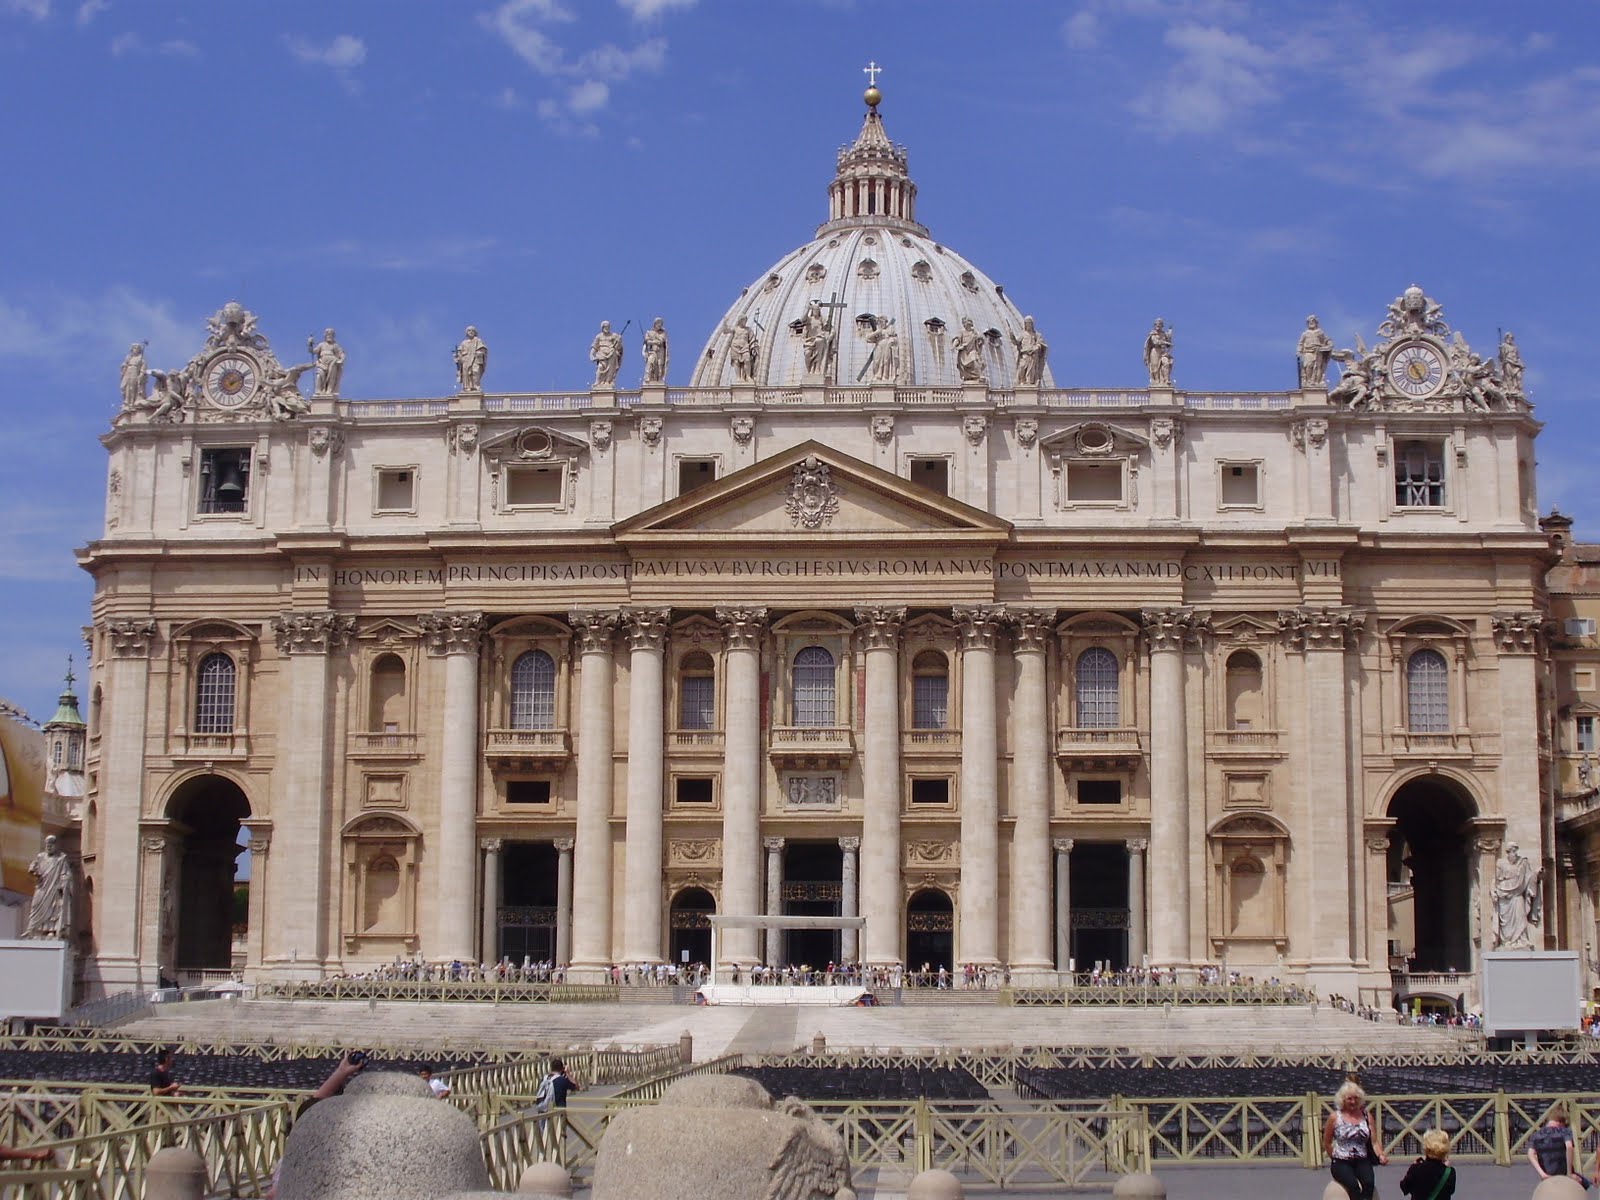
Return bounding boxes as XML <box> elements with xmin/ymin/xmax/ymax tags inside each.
<box><xmin>1</xmin><ymin>0</ymin><xmax>1597</xmax><ymax>719</ymax></box>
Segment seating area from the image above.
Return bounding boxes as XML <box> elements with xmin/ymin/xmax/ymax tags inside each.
<box><xmin>733</xmin><ymin>1064</ymin><xmax>989</xmax><ymax>1102</ymax></box>
<box><xmin>0</xmin><ymin>1047</ymin><xmax>459</xmax><ymax>1091</ymax></box>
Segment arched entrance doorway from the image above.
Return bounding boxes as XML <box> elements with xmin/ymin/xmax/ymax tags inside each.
<box><xmin>906</xmin><ymin>888</ymin><xmax>953</xmax><ymax>974</ymax></box>
<box><xmin>1387</xmin><ymin>776</ymin><xmax>1475</xmax><ymax>973</ymax></box>
<box><xmin>499</xmin><ymin>842</ymin><xmax>557</xmax><ymax>963</ymax></box>
<box><xmin>669</xmin><ymin>887</ymin><xmax>715</xmax><ymax>969</ymax></box>
<box><xmin>164</xmin><ymin>775</ymin><xmax>251</xmax><ymax>974</ymax></box>
<box><xmin>783</xmin><ymin>841</ymin><xmax>843</xmax><ymax>967</ymax></box>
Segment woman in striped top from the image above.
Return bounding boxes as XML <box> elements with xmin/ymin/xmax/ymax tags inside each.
<box><xmin>1323</xmin><ymin>1080</ymin><xmax>1388</xmax><ymax>1199</ymax></box>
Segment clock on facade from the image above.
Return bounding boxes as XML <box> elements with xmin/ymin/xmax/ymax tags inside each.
<box><xmin>204</xmin><ymin>354</ymin><xmax>259</xmax><ymax>408</ymax></box>
<box><xmin>1386</xmin><ymin>340</ymin><xmax>1446</xmax><ymax>398</ymax></box>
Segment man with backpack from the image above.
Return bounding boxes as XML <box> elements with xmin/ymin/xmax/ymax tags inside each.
<box><xmin>534</xmin><ymin>1058</ymin><xmax>579</xmax><ymax>1113</ymax></box>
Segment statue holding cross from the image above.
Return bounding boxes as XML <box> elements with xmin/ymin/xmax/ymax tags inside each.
<box><xmin>802</xmin><ymin>292</ymin><xmax>846</xmax><ymax>381</ymax></box>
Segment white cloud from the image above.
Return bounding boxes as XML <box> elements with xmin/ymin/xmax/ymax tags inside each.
<box><xmin>0</xmin><ymin>286</ymin><xmax>189</xmax><ymax>369</ymax></box>
<box><xmin>567</xmin><ymin>78</ymin><xmax>609</xmax><ymax>115</ymax></box>
<box><xmin>108</xmin><ymin>32</ymin><xmax>199</xmax><ymax>58</ymax></box>
<box><xmin>1131</xmin><ymin>21</ymin><xmax>1278</xmax><ymax>133</ymax></box>
<box><xmin>492</xmin><ymin>85</ymin><xmax>527</xmax><ymax>110</ymax></box>
<box><xmin>576</xmin><ymin>36</ymin><xmax>664</xmax><ymax>80</ymax></box>
<box><xmin>1062</xmin><ymin>10</ymin><xmax>1099</xmax><ymax>50</ymax></box>
<box><xmin>284</xmin><ymin>32</ymin><xmax>366</xmax><ymax>70</ymax></box>
<box><xmin>617</xmin><ymin>0</ymin><xmax>695</xmax><ymax>19</ymax></box>
<box><xmin>3</xmin><ymin>0</ymin><xmax>50</xmax><ymax>20</ymax></box>
<box><xmin>74</xmin><ymin>0</ymin><xmax>107</xmax><ymax>26</ymax></box>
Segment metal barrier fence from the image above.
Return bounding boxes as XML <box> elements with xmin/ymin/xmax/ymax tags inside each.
<box><xmin>1008</xmin><ymin>981</ymin><xmax>1314</xmax><ymax>1006</ymax></box>
<box><xmin>0</xmin><ymin>1027</ymin><xmax>542</xmax><ymax>1063</ymax></box>
<box><xmin>255</xmin><ymin>979</ymin><xmax>621</xmax><ymax>1003</ymax></box>
<box><xmin>59</xmin><ymin>990</ymin><xmax>152</xmax><ymax>1030</ymax></box>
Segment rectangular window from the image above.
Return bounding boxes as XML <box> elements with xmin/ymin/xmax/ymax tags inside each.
<box><xmin>677</xmin><ymin>458</ymin><xmax>716</xmax><ymax>496</ymax></box>
<box><xmin>910</xmin><ymin>778</ymin><xmax>950</xmax><ymax>806</ymax></box>
<box><xmin>1576</xmin><ymin>668</ymin><xmax>1597</xmax><ymax>694</ymax></box>
<box><xmin>675</xmin><ymin>777</ymin><xmax>714</xmax><ymax>805</ymax></box>
<box><xmin>1219</xmin><ymin>462</ymin><xmax>1260</xmax><ymax>508</ymax></box>
<box><xmin>1579</xmin><ymin>717</ymin><xmax>1597</xmax><ymax>754</ymax></box>
<box><xmin>910</xmin><ymin>458</ymin><xmax>948</xmax><ymax>496</ymax></box>
<box><xmin>1394</xmin><ymin>441</ymin><xmax>1446</xmax><ymax>507</ymax></box>
<box><xmin>1077</xmin><ymin>779</ymin><xmax>1123</xmax><ymax>805</ymax></box>
<box><xmin>506</xmin><ymin>779</ymin><xmax>552</xmax><ymax>805</ymax></box>
<box><xmin>198</xmin><ymin>448</ymin><xmax>251</xmax><ymax>515</ymax></box>
<box><xmin>912</xmin><ymin>674</ymin><xmax>948</xmax><ymax>729</ymax></box>
<box><xmin>1567</xmin><ymin>618</ymin><xmax>1598</xmax><ymax>638</ymax></box>
<box><xmin>1066</xmin><ymin>460</ymin><xmax>1124</xmax><ymax>504</ymax></box>
<box><xmin>680</xmin><ymin>675</ymin><xmax>715</xmax><ymax>730</ymax></box>
<box><xmin>504</xmin><ymin>464</ymin><xmax>565</xmax><ymax>508</ymax></box>
<box><xmin>375</xmin><ymin>468</ymin><xmax>416</xmax><ymax>513</ymax></box>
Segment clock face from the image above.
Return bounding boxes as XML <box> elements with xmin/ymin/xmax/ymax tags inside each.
<box><xmin>205</xmin><ymin>354</ymin><xmax>258</xmax><ymax>407</ymax></box>
<box><xmin>1388</xmin><ymin>341</ymin><xmax>1445</xmax><ymax>398</ymax></box>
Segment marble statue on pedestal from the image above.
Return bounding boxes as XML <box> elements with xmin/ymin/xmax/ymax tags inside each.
<box><xmin>1492</xmin><ymin>842</ymin><xmax>1540</xmax><ymax>950</ymax></box>
<box><xmin>591</xmin><ymin>321</ymin><xmax>624</xmax><ymax>387</ymax></box>
<box><xmin>643</xmin><ymin>318</ymin><xmax>669</xmax><ymax>384</ymax></box>
<box><xmin>1010</xmin><ymin>316</ymin><xmax>1047</xmax><ymax>386</ymax></box>
<box><xmin>729</xmin><ymin>317</ymin><xmax>760</xmax><ymax>383</ymax></box>
<box><xmin>118</xmin><ymin>343</ymin><xmax>147</xmax><ymax>410</ymax></box>
<box><xmin>22</xmin><ymin>835</ymin><xmax>74</xmax><ymax>940</ymax></box>
<box><xmin>1499</xmin><ymin>331</ymin><xmax>1524</xmax><ymax>395</ymax></box>
<box><xmin>1144</xmin><ymin>318</ymin><xmax>1173</xmax><ymax>386</ymax></box>
<box><xmin>861</xmin><ymin>315</ymin><xmax>899</xmax><ymax>383</ymax></box>
<box><xmin>454</xmin><ymin>326</ymin><xmax>487</xmax><ymax>392</ymax></box>
<box><xmin>308</xmin><ymin>328</ymin><xmax>345</xmax><ymax>396</ymax></box>
<box><xmin>953</xmin><ymin>317</ymin><xmax>986</xmax><ymax>383</ymax></box>
<box><xmin>145</xmin><ymin>368</ymin><xmax>189</xmax><ymax>422</ymax></box>
<box><xmin>1297</xmin><ymin>316</ymin><xmax>1333</xmax><ymax>388</ymax></box>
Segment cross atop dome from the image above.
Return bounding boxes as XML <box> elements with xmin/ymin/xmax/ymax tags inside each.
<box><xmin>863</xmin><ymin>60</ymin><xmax>883</xmax><ymax>108</ymax></box>
<box><xmin>826</xmin><ymin>65</ymin><xmax>919</xmax><ymax>235</ymax></box>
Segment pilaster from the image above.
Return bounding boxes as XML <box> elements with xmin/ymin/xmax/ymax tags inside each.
<box><xmin>839</xmin><ymin>836</ymin><xmax>860</xmax><ymax>963</ymax></box>
<box><xmin>480</xmin><ymin>837</ymin><xmax>503</xmax><ymax>964</ymax></box>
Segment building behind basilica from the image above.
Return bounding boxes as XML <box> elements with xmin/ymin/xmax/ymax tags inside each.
<box><xmin>73</xmin><ymin>85</ymin><xmax>1570</xmax><ymax>1009</ymax></box>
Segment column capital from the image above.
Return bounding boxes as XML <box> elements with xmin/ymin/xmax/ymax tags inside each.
<box><xmin>1474</xmin><ymin>835</ymin><xmax>1502</xmax><ymax>857</ymax></box>
<box><xmin>274</xmin><ymin>610</ymin><xmax>357</xmax><ymax>656</ymax></box>
<box><xmin>568</xmin><ymin>609</ymin><xmax>620</xmax><ymax>655</ymax></box>
<box><xmin>954</xmin><ymin>605</ymin><xmax>1006</xmax><ymax>651</ymax></box>
<box><xmin>107</xmin><ymin>617</ymin><xmax>158</xmax><ymax>658</ymax></box>
<box><xmin>1052</xmin><ymin>837</ymin><xmax>1074</xmax><ymax>854</ymax></box>
<box><xmin>838</xmin><ymin>836</ymin><xmax>861</xmax><ymax>853</ymax></box>
<box><xmin>853</xmin><ymin>606</ymin><xmax>906</xmax><ymax>650</ymax></box>
<box><xmin>1140</xmin><ymin>607</ymin><xmax>1207</xmax><ymax>653</ymax></box>
<box><xmin>1277</xmin><ymin>606</ymin><xmax>1365</xmax><ymax>652</ymax></box>
<box><xmin>762</xmin><ymin>836</ymin><xmax>786</xmax><ymax>852</ymax></box>
<box><xmin>1490</xmin><ymin>610</ymin><xmax>1550</xmax><ymax>655</ymax></box>
<box><xmin>1365</xmin><ymin>836</ymin><xmax>1392</xmax><ymax>855</ymax></box>
<box><xmin>552</xmin><ymin>836</ymin><xmax>576</xmax><ymax>853</ymax></box>
<box><xmin>416</xmin><ymin>610</ymin><xmax>484</xmax><ymax>656</ymax></box>
<box><xmin>141</xmin><ymin>834</ymin><xmax>170</xmax><ymax>856</ymax></box>
<box><xmin>1008</xmin><ymin>608</ymin><xmax>1055</xmax><ymax>653</ymax></box>
<box><xmin>479</xmin><ymin>837</ymin><xmax>504</xmax><ymax>853</ymax></box>
<box><xmin>622</xmin><ymin>607</ymin><xmax>671</xmax><ymax>653</ymax></box>
<box><xmin>716</xmin><ymin>606</ymin><xmax>768</xmax><ymax>652</ymax></box>
<box><xmin>1126</xmin><ymin>837</ymin><xmax>1149</xmax><ymax>853</ymax></box>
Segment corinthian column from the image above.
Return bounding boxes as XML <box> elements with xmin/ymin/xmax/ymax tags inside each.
<box><xmin>840</xmin><ymin>836</ymin><xmax>861</xmax><ymax>963</ymax></box>
<box><xmin>622</xmin><ymin>608</ymin><xmax>670</xmax><ymax>964</ymax></box>
<box><xmin>568</xmin><ymin>610</ymin><xmax>619</xmax><ymax>976</ymax></box>
<box><xmin>764</xmin><ymin>836</ymin><xmax>785</xmax><ymax>966</ymax></box>
<box><xmin>1053</xmin><ymin>838</ymin><xmax>1073</xmax><ymax>972</ymax></box>
<box><xmin>1141</xmin><ymin>608</ymin><xmax>1200</xmax><ymax>969</ymax></box>
<box><xmin>98</xmin><ymin>618</ymin><xmax>156</xmax><ymax>987</ymax></box>
<box><xmin>1008</xmin><ymin>609</ymin><xmax>1054</xmax><ymax>975</ymax></box>
<box><xmin>854</xmin><ymin>606</ymin><xmax>905</xmax><ymax>967</ymax></box>
<box><xmin>1127</xmin><ymin>838</ymin><xmax>1148</xmax><ymax>966</ymax></box>
<box><xmin>270</xmin><ymin>610</ymin><xmax>357</xmax><ymax>974</ymax></box>
<box><xmin>716</xmin><ymin>607</ymin><xmax>766</xmax><ymax>972</ymax></box>
<box><xmin>553</xmin><ymin>836</ymin><xmax>575</xmax><ymax>966</ymax></box>
<box><xmin>419</xmin><ymin>610</ymin><xmax>484</xmax><ymax>964</ymax></box>
<box><xmin>956</xmin><ymin>606</ymin><xmax>1003</xmax><ymax>966</ymax></box>
<box><xmin>480</xmin><ymin>837</ymin><xmax>503</xmax><ymax>964</ymax></box>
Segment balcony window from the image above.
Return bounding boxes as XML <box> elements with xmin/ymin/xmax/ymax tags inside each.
<box><xmin>510</xmin><ymin>650</ymin><xmax>556</xmax><ymax>730</ymax></box>
<box><xmin>1074</xmin><ymin>647</ymin><xmax>1119</xmax><ymax>728</ymax></box>
<box><xmin>792</xmin><ymin>646</ymin><xmax>836</xmax><ymax>727</ymax></box>
<box><xmin>1406</xmin><ymin>649</ymin><xmax>1449</xmax><ymax>733</ymax></box>
<box><xmin>193</xmin><ymin>652</ymin><xmax>236</xmax><ymax>734</ymax></box>
<box><xmin>679</xmin><ymin>652</ymin><xmax>715</xmax><ymax>730</ymax></box>
<box><xmin>911</xmin><ymin>650</ymin><xmax>949</xmax><ymax>729</ymax></box>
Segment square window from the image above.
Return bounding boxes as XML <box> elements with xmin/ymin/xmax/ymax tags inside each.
<box><xmin>677</xmin><ymin>459</ymin><xmax>716</xmax><ymax>496</ymax></box>
<box><xmin>506</xmin><ymin>779</ymin><xmax>552</xmax><ymax>805</ymax></box>
<box><xmin>198</xmin><ymin>448</ymin><xmax>251</xmax><ymax>515</ymax></box>
<box><xmin>910</xmin><ymin>458</ymin><xmax>948</xmax><ymax>496</ymax></box>
<box><xmin>910</xmin><ymin>778</ymin><xmax>950</xmax><ymax>805</ymax></box>
<box><xmin>375</xmin><ymin>467</ymin><xmax>416</xmax><ymax>513</ymax></box>
<box><xmin>1579</xmin><ymin>717</ymin><xmax>1597</xmax><ymax>754</ymax></box>
<box><xmin>1567</xmin><ymin>618</ymin><xmax>1598</xmax><ymax>639</ymax></box>
<box><xmin>1394</xmin><ymin>441</ymin><xmax>1446</xmax><ymax>507</ymax></box>
<box><xmin>504</xmin><ymin>465</ymin><xmax>565</xmax><ymax>508</ymax></box>
<box><xmin>1219</xmin><ymin>463</ymin><xmax>1260</xmax><ymax>507</ymax></box>
<box><xmin>1575</xmin><ymin>667</ymin><xmax>1597</xmax><ymax>693</ymax></box>
<box><xmin>1066</xmin><ymin>461</ymin><xmax>1124</xmax><ymax>504</ymax></box>
<box><xmin>1077</xmin><ymin>779</ymin><xmax>1122</xmax><ymax>805</ymax></box>
<box><xmin>675</xmin><ymin>777</ymin><xmax>714</xmax><ymax>805</ymax></box>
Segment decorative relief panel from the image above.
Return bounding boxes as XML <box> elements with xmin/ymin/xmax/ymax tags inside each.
<box><xmin>905</xmin><ymin>840</ymin><xmax>957</xmax><ymax>866</ymax></box>
<box><xmin>670</xmin><ymin>839</ymin><xmax>720</xmax><ymax>866</ymax></box>
<box><xmin>783</xmin><ymin>775</ymin><xmax>840</xmax><ymax>811</ymax></box>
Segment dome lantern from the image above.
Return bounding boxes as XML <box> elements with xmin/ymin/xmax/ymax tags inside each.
<box><xmin>823</xmin><ymin>69</ymin><xmax>923</xmax><ymax>236</ymax></box>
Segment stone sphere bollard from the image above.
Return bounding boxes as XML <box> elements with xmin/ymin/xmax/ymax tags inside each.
<box><xmin>1321</xmin><ymin>1181</ymin><xmax>1349</xmax><ymax>1200</ymax></box>
<box><xmin>906</xmin><ymin>1168</ymin><xmax>964</xmax><ymax>1199</ymax></box>
<box><xmin>145</xmin><ymin>1146</ymin><xmax>207</xmax><ymax>1200</ymax></box>
<box><xmin>518</xmin><ymin>1160</ymin><xmax>574</xmax><ymax>1195</ymax></box>
<box><xmin>811</xmin><ymin>1031</ymin><xmax>827</xmax><ymax>1056</ymax></box>
<box><xmin>679</xmin><ymin>1029</ymin><xmax>693</xmax><ymax>1064</ymax></box>
<box><xmin>1112</xmin><ymin>1173</ymin><xmax>1167</xmax><ymax>1199</ymax></box>
<box><xmin>1534</xmin><ymin>1178</ymin><xmax>1592</xmax><ymax>1200</ymax></box>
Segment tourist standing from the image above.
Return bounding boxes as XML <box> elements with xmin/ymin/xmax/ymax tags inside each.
<box><xmin>1399</xmin><ymin>1129</ymin><xmax>1455</xmax><ymax>1198</ymax></box>
<box><xmin>1529</xmin><ymin>1104</ymin><xmax>1589</xmax><ymax>1189</ymax></box>
<box><xmin>149</xmin><ymin>1048</ymin><xmax>181</xmax><ymax>1097</ymax></box>
<box><xmin>1324</xmin><ymin>1080</ymin><xmax>1387</xmax><ymax>1199</ymax></box>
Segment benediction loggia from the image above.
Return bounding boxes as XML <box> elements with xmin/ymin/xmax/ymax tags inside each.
<box><xmin>75</xmin><ymin>79</ymin><xmax>1557</xmax><ymax>1009</ymax></box>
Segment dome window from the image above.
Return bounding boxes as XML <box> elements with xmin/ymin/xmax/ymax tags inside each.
<box><xmin>959</xmin><ymin>271</ymin><xmax>979</xmax><ymax>293</ymax></box>
<box><xmin>763</xmin><ymin>272</ymin><xmax>782</xmax><ymax>293</ymax></box>
<box><xmin>857</xmin><ymin>258</ymin><xmax>880</xmax><ymax>281</ymax></box>
<box><xmin>862</xmin><ymin>233</ymin><xmax>879</xmax><ymax>246</ymax></box>
<box><xmin>923</xmin><ymin>317</ymin><xmax>947</xmax><ymax>335</ymax></box>
<box><xmin>805</xmin><ymin>262</ymin><xmax>827</xmax><ymax>283</ymax></box>
<box><xmin>900</xmin><ymin>236</ymin><xmax>913</xmax><ymax>248</ymax></box>
<box><xmin>984</xmin><ymin>327</ymin><xmax>1003</xmax><ymax>343</ymax></box>
<box><xmin>911</xmin><ymin>260</ymin><xmax>932</xmax><ymax>282</ymax></box>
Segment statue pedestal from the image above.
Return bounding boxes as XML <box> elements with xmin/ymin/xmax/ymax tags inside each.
<box><xmin>0</xmin><ymin>939</ymin><xmax>71</xmax><ymax>1020</ymax></box>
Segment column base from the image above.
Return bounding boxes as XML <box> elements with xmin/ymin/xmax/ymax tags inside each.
<box><xmin>563</xmin><ymin>962</ymin><xmax>615</xmax><ymax>985</ymax></box>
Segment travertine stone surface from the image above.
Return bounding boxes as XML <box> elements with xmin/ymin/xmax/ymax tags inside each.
<box><xmin>276</xmin><ymin>1094</ymin><xmax>487</xmax><ymax>1199</ymax></box>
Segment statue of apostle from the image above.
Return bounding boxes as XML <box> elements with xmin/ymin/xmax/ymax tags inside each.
<box><xmin>308</xmin><ymin>328</ymin><xmax>346</xmax><ymax>396</ymax></box>
<box><xmin>728</xmin><ymin>317</ymin><xmax>760</xmax><ymax>383</ymax></box>
<box><xmin>1010</xmin><ymin>316</ymin><xmax>1047</xmax><ymax>386</ymax></box>
<box><xmin>22</xmin><ymin>835</ymin><xmax>74</xmax><ymax>940</ymax></box>
<box><xmin>119</xmin><ymin>343</ymin><xmax>147</xmax><ymax>410</ymax></box>
<box><xmin>1492</xmin><ymin>842</ymin><xmax>1540</xmax><ymax>950</ymax></box>
<box><xmin>1144</xmin><ymin>318</ymin><xmax>1173</xmax><ymax>386</ymax></box>
<box><xmin>642</xmin><ymin>317</ymin><xmax>669</xmax><ymax>384</ymax></box>
<box><xmin>953</xmin><ymin>317</ymin><xmax>987</xmax><ymax>383</ymax></box>
<box><xmin>1296</xmin><ymin>316</ymin><xmax>1333</xmax><ymax>388</ymax></box>
<box><xmin>454</xmin><ymin>326</ymin><xmax>487</xmax><ymax>392</ymax></box>
<box><xmin>590</xmin><ymin>320</ymin><xmax>624</xmax><ymax>387</ymax></box>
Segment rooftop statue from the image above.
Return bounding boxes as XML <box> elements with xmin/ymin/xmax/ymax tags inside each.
<box><xmin>953</xmin><ymin>317</ymin><xmax>987</xmax><ymax>384</ymax></box>
<box><xmin>1328</xmin><ymin>338</ymin><xmax>1381</xmax><ymax>410</ymax></box>
<box><xmin>1144</xmin><ymin>318</ymin><xmax>1173</xmax><ymax>387</ymax></box>
<box><xmin>860</xmin><ymin>315</ymin><xmax>899</xmax><ymax>384</ymax></box>
<box><xmin>455</xmin><ymin>326</ymin><xmax>487</xmax><ymax>392</ymax></box>
<box><xmin>145</xmin><ymin>367</ymin><xmax>190</xmax><ymax>422</ymax></box>
<box><xmin>308</xmin><ymin>328</ymin><xmax>345</xmax><ymax>396</ymax></box>
<box><xmin>118</xmin><ymin>343</ymin><xmax>147</xmax><ymax>410</ymax></box>
<box><xmin>1296</xmin><ymin>316</ymin><xmax>1333</xmax><ymax>388</ymax></box>
<box><xmin>801</xmin><ymin>303</ymin><xmax>832</xmax><ymax>380</ymax></box>
<box><xmin>1010</xmin><ymin>316</ymin><xmax>1047</xmax><ymax>387</ymax></box>
<box><xmin>728</xmin><ymin>317</ymin><xmax>760</xmax><ymax>383</ymax></box>
<box><xmin>1499</xmin><ymin>331</ymin><xmax>1524</xmax><ymax>396</ymax></box>
<box><xmin>643</xmin><ymin>318</ymin><xmax>669</xmax><ymax>384</ymax></box>
<box><xmin>591</xmin><ymin>320</ymin><xmax>625</xmax><ymax>387</ymax></box>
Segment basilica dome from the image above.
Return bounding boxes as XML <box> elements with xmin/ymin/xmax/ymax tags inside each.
<box><xmin>690</xmin><ymin>90</ymin><xmax>1053</xmax><ymax>390</ymax></box>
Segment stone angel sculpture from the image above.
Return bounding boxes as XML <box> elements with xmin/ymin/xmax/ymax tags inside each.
<box><xmin>146</xmin><ymin>367</ymin><xmax>190</xmax><ymax>422</ymax></box>
<box><xmin>1328</xmin><ymin>335</ymin><xmax>1380</xmax><ymax>410</ymax></box>
<box><xmin>263</xmin><ymin>363</ymin><xmax>314</xmax><ymax>420</ymax></box>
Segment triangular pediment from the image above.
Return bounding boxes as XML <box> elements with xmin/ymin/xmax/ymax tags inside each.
<box><xmin>615</xmin><ymin>441</ymin><xmax>1012</xmax><ymax>545</ymax></box>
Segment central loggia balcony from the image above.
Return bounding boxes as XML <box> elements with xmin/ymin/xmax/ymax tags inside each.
<box><xmin>348</xmin><ymin>731</ymin><xmax>421</xmax><ymax>760</ymax></box>
<box><xmin>484</xmin><ymin>727</ymin><xmax>571</xmax><ymax>768</ymax></box>
<box><xmin>1054</xmin><ymin>727</ymin><xmax>1143</xmax><ymax>770</ymax></box>
<box><xmin>769</xmin><ymin>725</ymin><xmax>855</xmax><ymax>768</ymax></box>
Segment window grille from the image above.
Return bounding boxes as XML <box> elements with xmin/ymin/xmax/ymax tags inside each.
<box><xmin>1406</xmin><ymin>648</ymin><xmax>1449</xmax><ymax>732</ymax></box>
<box><xmin>194</xmin><ymin>652</ymin><xmax>236</xmax><ymax>733</ymax></box>
<box><xmin>510</xmin><ymin>650</ymin><xmax>556</xmax><ymax>730</ymax></box>
<box><xmin>792</xmin><ymin>646</ymin><xmax>836</xmax><ymax>727</ymax></box>
<box><xmin>1075</xmin><ymin>647</ymin><xmax>1120</xmax><ymax>728</ymax></box>
<box><xmin>680</xmin><ymin>673</ymin><xmax>715</xmax><ymax>730</ymax></box>
<box><xmin>913</xmin><ymin>672</ymin><xmax>949</xmax><ymax>729</ymax></box>
<box><xmin>1395</xmin><ymin>442</ymin><xmax>1446</xmax><ymax>507</ymax></box>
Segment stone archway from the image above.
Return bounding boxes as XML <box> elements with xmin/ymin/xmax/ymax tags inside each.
<box><xmin>163</xmin><ymin>774</ymin><xmax>251</xmax><ymax>974</ymax></box>
<box><xmin>906</xmin><ymin>888</ymin><xmax>953</xmax><ymax>975</ymax></box>
<box><xmin>1387</xmin><ymin>776</ymin><xmax>1477</xmax><ymax>973</ymax></box>
<box><xmin>670</xmin><ymin>887</ymin><xmax>715</xmax><ymax>970</ymax></box>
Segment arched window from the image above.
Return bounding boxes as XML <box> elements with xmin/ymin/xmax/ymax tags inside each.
<box><xmin>1406</xmin><ymin>648</ymin><xmax>1449</xmax><ymax>732</ymax></box>
<box><xmin>510</xmin><ymin>650</ymin><xmax>556</xmax><ymax>730</ymax></box>
<box><xmin>792</xmin><ymin>647</ymin><xmax>836</xmax><ymax>727</ymax></box>
<box><xmin>912</xmin><ymin>650</ymin><xmax>949</xmax><ymax>729</ymax></box>
<box><xmin>194</xmin><ymin>652</ymin><xmax>236</xmax><ymax>734</ymax></box>
<box><xmin>67</xmin><ymin>738</ymin><xmax>82</xmax><ymax>769</ymax></box>
<box><xmin>368</xmin><ymin>654</ymin><xmax>407</xmax><ymax>732</ymax></box>
<box><xmin>51</xmin><ymin>740</ymin><xmax>62</xmax><ymax>767</ymax></box>
<box><xmin>1075</xmin><ymin>647</ymin><xmax>1119</xmax><ymax>728</ymax></box>
<box><xmin>1225</xmin><ymin>650</ymin><xmax>1264</xmax><ymax>730</ymax></box>
<box><xmin>678</xmin><ymin>651</ymin><xmax>715</xmax><ymax>731</ymax></box>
